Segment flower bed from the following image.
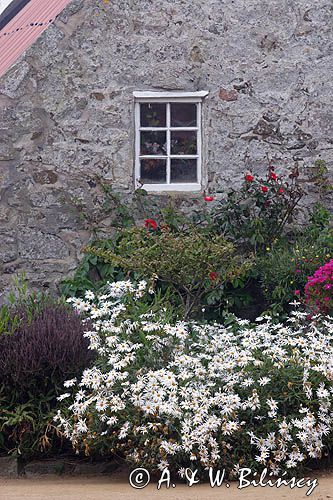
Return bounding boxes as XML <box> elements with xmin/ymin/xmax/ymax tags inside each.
<box><xmin>56</xmin><ymin>282</ymin><xmax>333</xmax><ymax>477</ymax></box>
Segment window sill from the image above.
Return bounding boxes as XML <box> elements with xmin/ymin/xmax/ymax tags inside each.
<box><xmin>138</xmin><ymin>183</ymin><xmax>202</xmax><ymax>193</ymax></box>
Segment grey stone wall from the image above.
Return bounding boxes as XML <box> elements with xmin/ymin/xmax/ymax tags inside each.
<box><xmin>0</xmin><ymin>0</ymin><xmax>332</xmax><ymax>295</ymax></box>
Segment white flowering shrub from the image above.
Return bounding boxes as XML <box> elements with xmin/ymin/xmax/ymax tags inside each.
<box><xmin>55</xmin><ymin>281</ymin><xmax>333</xmax><ymax>477</ymax></box>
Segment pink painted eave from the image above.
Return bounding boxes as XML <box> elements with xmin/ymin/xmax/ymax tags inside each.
<box><xmin>0</xmin><ymin>0</ymin><xmax>72</xmax><ymax>78</ymax></box>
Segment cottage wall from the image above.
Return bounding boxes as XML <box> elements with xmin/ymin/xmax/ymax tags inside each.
<box><xmin>0</xmin><ymin>0</ymin><xmax>332</xmax><ymax>294</ymax></box>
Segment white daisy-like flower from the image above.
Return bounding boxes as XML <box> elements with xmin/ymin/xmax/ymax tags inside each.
<box><xmin>258</xmin><ymin>377</ymin><xmax>271</xmax><ymax>386</ymax></box>
<box><xmin>64</xmin><ymin>378</ymin><xmax>77</xmax><ymax>388</ymax></box>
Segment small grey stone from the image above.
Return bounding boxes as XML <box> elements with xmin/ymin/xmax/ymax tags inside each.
<box><xmin>24</xmin><ymin>460</ymin><xmax>75</xmax><ymax>477</ymax></box>
<box><xmin>0</xmin><ymin>457</ymin><xmax>19</xmax><ymax>478</ymax></box>
<box><xmin>18</xmin><ymin>229</ymin><xmax>69</xmax><ymax>260</ymax></box>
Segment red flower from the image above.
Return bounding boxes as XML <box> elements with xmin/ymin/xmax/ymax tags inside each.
<box><xmin>245</xmin><ymin>174</ymin><xmax>254</xmax><ymax>182</ymax></box>
<box><xmin>144</xmin><ymin>219</ymin><xmax>157</xmax><ymax>230</ymax></box>
<box><xmin>209</xmin><ymin>272</ymin><xmax>218</xmax><ymax>281</ymax></box>
<box><xmin>204</xmin><ymin>196</ymin><xmax>214</xmax><ymax>202</ymax></box>
<box><xmin>270</xmin><ymin>172</ymin><xmax>278</xmax><ymax>181</ymax></box>
<box><xmin>261</xmin><ymin>185</ymin><xmax>268</xmax><ymax>193</ymax></box>
<box><xmin>278</xmin><ymin>188</ymin><xmax>284</xmax><ymax>194</ymax></box>
<box><xmin>294</xmin><ymin>289</ymin><xmax>301</xmax><ymax>295</ymax></box>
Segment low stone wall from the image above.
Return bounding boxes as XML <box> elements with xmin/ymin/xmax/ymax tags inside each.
<box><xmin>0</xmin><ymin>456</ymin><xmax>119</xmax><ymax>478</ymax></box>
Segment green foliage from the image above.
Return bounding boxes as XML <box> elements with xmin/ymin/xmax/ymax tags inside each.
<box><xmin>306</xmin><ymin>159</ymin><xmax>333</xmax><ymax>194</ymax></box>
<box><xmin>305</xmin><ymin>202</ymin><xmax>332</xmax><ymax>236</ymax></box>
<box><xmin>86</xmin><ymin>227</ymin><xmax>251</xmax><ymax>319</ymax></box>
<box><xmin>0</xmin><ymin>275</ymin><xmax>54</xmax><ymax>335</ymax></box>
<box><xmin>59</xmin><ymin>192</ymin><xmax>194</xmax><ymax>299</ymax></box>
<box><xmin>60</xmin><ymin>162</ymin><xmax>331</xmax><ymax>320</ymax></box>
<box><xmin>211</xmin><ymin>165</ymin><xmax>306</xmax><ymax>253</ymax></box>
<box><xmin>59</xmin><ymin>240</ymin><xmax>126</xmax><ymax>298</ymax></box>
<box><xmin>256</xmin><ymin>205</ymin><xmax>333</xmax><ymax>315</ymax></box>
<box><xmin>0</xmin><ymin>305</ymin><xmax>19</xmax><ymax>336</ymax></box>
<box><xmin>0</xmin><ymin>388</ymin><xmax>64</xmax><ymax>458</ymax></box>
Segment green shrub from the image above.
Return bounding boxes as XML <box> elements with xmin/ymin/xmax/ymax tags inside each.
<box><xmin>85</xmin><ymin>227</ymin><xmax>251</xmax><ymax>319</ymax></box>
<box><xmin>211</xmin><ymin>165</ymin><xmax>306</xmax><ymax>253</ymax></box>
<box><xmin>59</xmin><ymin>167</ymin><xmax>331</xmax><ymax>320</ymax></box>
<box><xmin>256</xmin><ymin>205</ymin><xmax>332</xmax><ymax>314</ymax></box>
<box><xmin>59</xmin><ymin>239</ymin><xmax>126</xmax><ymax>298</ymax></box>
<box><xmin>59</xmin><ymin>202</ymin><xmax>192</xmax><ymax>300</ymax></box>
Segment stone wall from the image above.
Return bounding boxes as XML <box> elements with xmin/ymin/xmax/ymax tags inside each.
<box><xmin>0</xmin><ymin>0</ymin><xmax>332</xmax><ymax>296</ymax></box>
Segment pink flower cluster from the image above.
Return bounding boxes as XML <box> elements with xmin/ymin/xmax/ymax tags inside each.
<box><xmin>305</xmin><ymin>259</ymin><xmax>333</xmax><ymax>313</ymax></box>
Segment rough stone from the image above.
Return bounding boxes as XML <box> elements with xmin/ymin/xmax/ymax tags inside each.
<box><xmin>0</xmin><ymin>61</ymin><xmax>30</xmax><ymax>98</ymax></box>
<box><xmin>90</xmin><ymin>92</ymin><xmax>106</xmax><ymax>101</ymax></box>
<box><xmin>0</xmin><ymin>457</ymin><xmax>19</xmax><ymax>478</ymax></box>
<box><xmin>21</xmin><ymin>459</ymin><xmax>120</xmax><ymax>477</ymax></box>
<box><xmin>219</xmin><ymin>88</ymin><xmax>238</xmax><ymax>102</ymax></box>
<box><xmin>0</xmin><ymin>235</ymin><xmax>17</xmax><ymax>263</ymax></box>
<box><xmin>32</xmin><ymin>170</ymin><xmax>59</xmax><ymax>185</ymax></box>
<box><xmin>72</xmin><ymin>461</ymin><xmax>120</xmax><ymax>475</ymax></box>
<box><xmin>24</xmin><ymin>460</ymin><xmax>75</xmax><ymax>477</ymax></box>
<box><xmin>0</xmin><ymin>0</ymin><xmax>331</xmax><ymax>292</ymax></box>
<box><xmin>18</xmin><ymin>229</ymin><xmax>70</xmax><ymax>260</ymax></box>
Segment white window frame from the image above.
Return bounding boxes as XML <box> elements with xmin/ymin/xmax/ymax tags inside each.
<box><xmin>134</xmin><ymin>91</ymin><xmax>208</xmax><ymax>192</ymax></box>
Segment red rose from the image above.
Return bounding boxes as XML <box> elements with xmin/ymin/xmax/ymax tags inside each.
<box><xmin>209</xmin><ymin>272</ymin><xmax>218</xmax><ymax>281</ymax></box>
<box><xmin>278</xmin><ymin>188</ymin><xmax>284</xmax><ymax>194</ymax></box>
<box><xmin>204</xmin><ymin>196</ymin><xmax>214</xmax><ymax>202</ymax></box>
<box><xmin>245</xmin><ymin>174</ymin><xmax>254</xmax><ymax>182</ymax></box>
<box><xmin>261</xmin><ymin>186</ymin><xmax>268</xmax><ymax>193</ymax></box>
<box><xmin>270</xmin><ymin>172</ymin><xmax>278</xmax><ymax>180</ymax></box>
<box><xmin>144</xmin><ymin>219</ymin><xmax>157</xmax><ymax>230</ymax></box>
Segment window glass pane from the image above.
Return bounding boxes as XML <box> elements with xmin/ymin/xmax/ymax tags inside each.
<box><xmin>171</xmin><ymin>103</ymin><xmax>197</xmax><ymax>127</ymax></box>
<box><xmin>171</xmin><ymin>159</ymin><xmax>197</xmax><ymax>183</ymax></box>
<box><xmin>140</xmin><ymin>159</ymin><xmax>166</xmax><ymax>184</ymax></box>
<box><xmin>141</xmin><ymin>103</ymin><xmax>166</xmax><ymax>127</ymax></box>
<box><xmin>171</xmin><ymin>130</ymin><xmax>197</xmax><ymax>155</ymax></box>
<box><xmin>140</xmin><ymin>131</ymin><xmax>167</xmax><ymax>155</ymax></box>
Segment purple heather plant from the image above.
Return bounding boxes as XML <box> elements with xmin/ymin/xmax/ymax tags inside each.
<box><xmin>0</xmin><ymin>303</ymin><xmax>93</xmax><ymax>391</ymax></box>
<box><xmin>0</xmin><ymin>301</ymin><xmax>93</xmax><ymax>458</ymax></box>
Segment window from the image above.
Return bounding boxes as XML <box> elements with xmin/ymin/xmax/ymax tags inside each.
<box><xmin>134</xmin><ymin>91</ymin><xmax>208</xmax><ymax>191</ymax></box>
